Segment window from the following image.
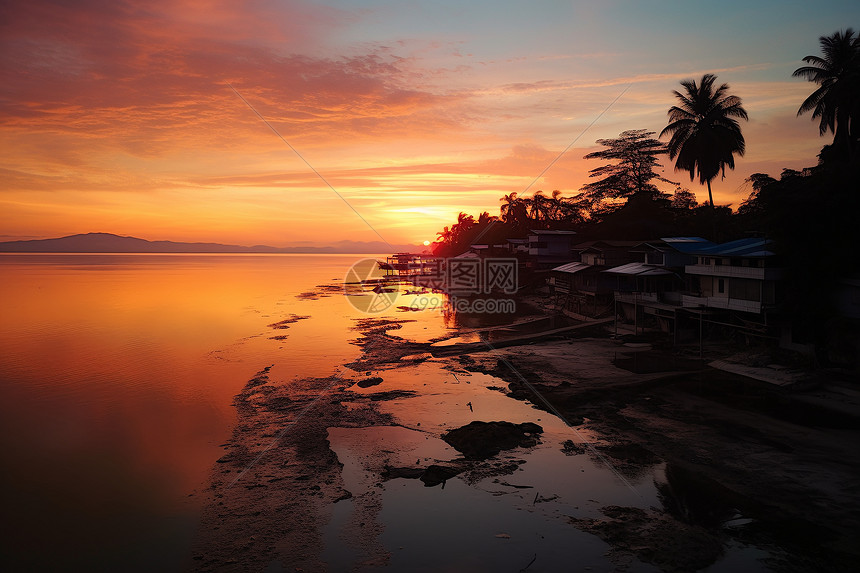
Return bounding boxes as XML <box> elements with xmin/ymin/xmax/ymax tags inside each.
<box><xmin>730</xmin><ymin>278</ymin><xmax>761</xmax><ymax>301</ymax></box>
<box><xmin>718</xmin><ymin>278</ymin><xmax>725</xmax><ymax>294</ymax></box>
<box><xmin>648</xmin><ymin>253</ymin><xmax>664</xmax><ymax>265</ymax></box>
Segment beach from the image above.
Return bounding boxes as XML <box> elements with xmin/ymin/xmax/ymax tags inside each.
<box><xmin>189</xmin><ymin>283</ymin><xmax>860</xmax><ymax>572</ymax></box>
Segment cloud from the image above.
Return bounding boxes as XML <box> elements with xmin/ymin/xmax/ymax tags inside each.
<box><xmin>2</xmin><ymin>1</ymin><xmax>840</xmax><ymax>245</ymax></box>
<box><xmin>0</xmin><ymin>0</ymin><xmax>468</xmax><ymax>162</ymax></box>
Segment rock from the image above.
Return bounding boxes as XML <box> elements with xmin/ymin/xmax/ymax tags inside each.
<box><xmin>561</xmin><ymin>439</ymin><xmax>586</xmax><ymax>455</ymax></box>
<box><xmin>356</xmin><ymin>376</ymin><xmax>384</xmax><ymax>388</ymax></box>
<box><xmin>420</xmin><ymin>463</ymin><xmax>467</xmax><ymax>487</ymax></box>
<box><xmin>442</xmin><ymin>421</ymin><xmax>543</xmax><ymax>460</ymax></box>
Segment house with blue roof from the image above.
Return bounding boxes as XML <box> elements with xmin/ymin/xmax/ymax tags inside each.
<box><xmin>681</xmin><ymin>238</ymin><xmax>783</xmax><ymax>315</ymax></box>
<box><xmin>597</xmin><ymin>236</ymin><xmax>787</xmax><ymax>345</ymax></box>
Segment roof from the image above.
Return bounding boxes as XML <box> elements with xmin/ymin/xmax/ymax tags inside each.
<box><xmin>630</xmin><ymin>237</ymin><xmax>715</xmax><ymax>254</ymax></box>
<box><xmin>573</xmin><ymin>240</ymin><xmax>641</xmax><ymax>252</ymax></box>
<box><xmin>453</xmin><ymin>251</ymin><xmax>480</xmax><ymax>259</ymax></box>
<box><xmin>603</xmin><ymin>262</ymin><xmax>674</xmax><ymax>276</ymax></box>
<box><xmin>690</xmin><ymin>238</ymin><xmax>775</xmax><ymax>257</ymax></box>
<box><xmin>658</xmin><ymin>237</ymin><xmax>716</xmax><ymax>254</ymax></box>
<box><xmin>528</xmin><ymin>229</ymin><xmax>577</xmax><ymax>235</ymax></box>
<box><xmin>660</xmin><ymin>237</ymin><xmax>713</xmax><ymax>245</ymax></box>
<box><xmin>551</xmin><ymin>262</ymin><xmax>591</xmax><ymax>274</ymax></box>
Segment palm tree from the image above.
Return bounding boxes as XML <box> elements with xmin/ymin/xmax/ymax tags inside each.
<box><xmin>499</xmin><ymin>191</ymin><xmax>529</xmax><ymax>230</ymax></box>
<box><xmin>499</xmin><ymin>192</ymin><xmax>520</xmax><ymax>223</ymax></box>
<box><xmin>477</xmin><ymin>211</ymin><xmax>496</xmax><ymax>226</ymax></box>
<box><xmin>660</xmin><ymin>74</ymin><xmax>749</xmax><ymax>208</ymax></box>
<box><xmin>547</xmin><ymin>190</ymin><xmax>564</xmax><ymax>220</ymax></box>
<box><xmin>793</xmin><ymin>29</ymin><xmax>860</xmax><ymax>158</ymax></box>
<box><xmin>528</xmin><ymin>190</ymin><xmax>549</xmax><ymax>221</ymax></box>
<box><xmin>435</xmin><ymin>226</ymin><xmax>452</xmax><ymax>245</ymax></box>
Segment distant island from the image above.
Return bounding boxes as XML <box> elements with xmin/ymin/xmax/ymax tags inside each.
<box><xmin>0</xmin><ymin>233</ymin><xmax>420</xmax><ymax>254</ymax></box>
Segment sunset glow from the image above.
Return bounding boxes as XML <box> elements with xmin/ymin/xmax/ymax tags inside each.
<box><xmin>2</xmin><ymin>1</ymin><xmax>857</xmax><ymax>247</ymax></box>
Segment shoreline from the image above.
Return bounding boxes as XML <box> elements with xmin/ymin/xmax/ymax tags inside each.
<box><xmin>190</xmin><ymin>291</ymin><xmax>860</xmax><ymax>571</ymax></box>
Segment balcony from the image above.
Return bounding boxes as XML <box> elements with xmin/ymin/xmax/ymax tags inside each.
<box><xmin>685</xmin><ymin>264</ymin><xmax>783</xmax><ymax>280</ymax></box>
<box><xmin>681</xmin><ymin>294</ymin><xmax>762</xmax><ymax>314</ymax></box>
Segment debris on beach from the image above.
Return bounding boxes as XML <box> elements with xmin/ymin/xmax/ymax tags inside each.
<box><xmin>400</xmin><ymin>352</ymin><xmax>433</xmax><ymax>362</ymax></box>
<box><xmin>295</xmin><ymin>283</ymin><xmax>343</xmax><ymax>300</ymax></box>
<box><xmin>561</xmin><ymin>439</ymin><xmax>586</xmax><ymax>455</ymax></box>
<box><xmin>442</xmin><ymin>421</ymin><xmax>543</xmax><ymax>460</ymax></box>
<box><xmin>381</xmin><ymin>461</ymin><xmax>469</xmax><ymax>487</ymax></box>
<box><xmin>570</xmin><ymin>505</ymin><xmax>723</xmax><ymax>572</ymax></box>
<box><xmin>267</xmin><ymin>314</ymin><xmax>311</xmax><ymax>329</ymax></box>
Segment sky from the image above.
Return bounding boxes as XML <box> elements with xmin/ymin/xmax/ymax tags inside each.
<box><xmin>2</xmin><ymin>0</ymin><xmax>858</xmax><ymax>248</ymax></box>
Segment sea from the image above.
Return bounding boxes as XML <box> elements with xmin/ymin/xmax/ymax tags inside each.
<box><xmin>0</xmin><ymin>254</ymin><xmax>769</xmax><ymax>571</ymax></box>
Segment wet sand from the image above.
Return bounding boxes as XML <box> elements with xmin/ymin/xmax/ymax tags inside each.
<box><xmin>190</xmin><ymin>309</ymin><xmax>860</xmax><ymax>572</ymax></box>
<box><xmin>467</xmin><ymin>337</ymin><xmax>860</xmax><ymax>571</ymax></box>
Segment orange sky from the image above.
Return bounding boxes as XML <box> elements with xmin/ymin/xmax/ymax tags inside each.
<box><xmin>2</xmin><ymin>1</ymin><xmax>857</xmax><ymax>247</ymax></box>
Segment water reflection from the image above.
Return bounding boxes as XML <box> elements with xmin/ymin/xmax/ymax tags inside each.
<box><xmin>0</xmin><ymin>254</ymin><xmax>375</xmax><ymax>571</ymax></box>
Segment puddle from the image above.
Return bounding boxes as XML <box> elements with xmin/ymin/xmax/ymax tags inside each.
<box><xmin>379</xmin><ymin>478</ymin><xmax>628</xmax><ymax>573</ymax></box>
<box><xmin>321</xmin><ymin>360</ymin><xmax>675</xmax><ymax>571</ymax></box>
<box><xmin>318</xmin><ymin>349</ymin><xmax>789</xmax><ymax>572</ymax></box>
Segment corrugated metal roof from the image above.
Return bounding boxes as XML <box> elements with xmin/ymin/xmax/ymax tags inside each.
<box><xmin>575</xmin><ymin>240</ymin><xmax>642</xmax><ymax>252</ymax></box>
<box><xmin>528</xmin><ymin>229</ymin><xmax>577</xmax><ymax>235</ymax></box>
<box><xmin>661</xmin><ymin>237</ymin><xmax>712</xmax><ymax>244</ymax></box>
<box><xmin>603</xmin><ymin>262</ymin><xmax>674</xmax><ymax>276</ymax></box>
<box><xmin>692</xmin><ymin>238</ymin><xmax>774</xmax><ymax>257</ymax></box>
<box><xmin>551</xmin><ymin>262</ymin><xmax>591</xmax><ymax>274</ymax></box>
<box><xmin>658</xmin><ymin>237</ymin><xmax>716</xmax><ymax>253</ymax></box>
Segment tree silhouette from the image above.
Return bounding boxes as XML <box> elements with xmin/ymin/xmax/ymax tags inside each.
<box><xmin>671</xmin><ymin>187</ymin><xmax>699</xmax><ymax>210</ymax></box>
<box><xmin>793</xmin><ymin>28</ymin><xmax>860</xmax><ymax>160</ymax></box>
<box><xmin>580</xmin><ymin>129</ymin><xmax>674</xmax><ymax>210</ymax></box>
<box><xmin>546</xmin><ymin>190</ymin><xmax>564</xmax><ymax>220</ymax></box>
<box><xmin>500</xmin><ymin>192</ymin><xmax>528</xmax><ymax>229</ymax></box>
<box><xmin>527</xmin><ymin>190</ymin><xmax>550</xmax><ymax>221</ymax></box>
<box><xmin>660</xmin><ymin>74</ymin><xmax>749</xmax><ymax>209</ymax></box>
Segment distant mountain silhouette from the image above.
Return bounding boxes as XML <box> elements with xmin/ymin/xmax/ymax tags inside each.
<box><xmin>0</xmin><ymin>233</ymin><xmax>420</xmax><ymax>254</ymax></box>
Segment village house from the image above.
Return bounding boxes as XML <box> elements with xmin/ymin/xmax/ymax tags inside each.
<box><xmin>681</xmin><ymin>238</ymin><xmax>782</xmax><ymax>316</ymax></box>
<box><xmin>547</xmin><ymin>240</ymin><xmax>640</xmax><ymax>317</ymax></box>
<box><xmin>604</xmin><ymin>237</ymin><xmax>788</xmax><ymax>346</ymax></box>
<box><xmin>526</xmin><ymin>229</ymin><xmax>578</xmax><ymax>267</ymax></box>
<box><xmin>607</xmin><ymin>237</ymin><xmax>713</xmax><ymax>310</ymax></box>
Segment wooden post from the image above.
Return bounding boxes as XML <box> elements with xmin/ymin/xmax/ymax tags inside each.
<box><xmin>634</xmin><ymin>295</ymin><xmax>638</xmax><ymax>336</ymax></box>
<box><xmin>673</xmin><ymin>309</ymin><xmax>678</xmax><ymax>346</ymax></box>
<box><xmin>614</xmin><ymin>298</ymin><xmax>618</xmax><ymax>338</ymax></box>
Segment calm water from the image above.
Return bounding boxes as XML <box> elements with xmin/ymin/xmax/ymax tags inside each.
<box><xmin>0</xmin><ymin>253</ymin><xmax>433</xmax><ymax>571</ymax></box>
<box><xmin>0</xmin><ymin>254</ymin><xmax>768</xmax><ymax>571</ymax></box>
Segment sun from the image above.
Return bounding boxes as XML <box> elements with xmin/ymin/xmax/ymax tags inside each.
<box><xmin>423</xmin><ymin>240</ymin><xmax>431</xmax><ymax>246</ymax></box>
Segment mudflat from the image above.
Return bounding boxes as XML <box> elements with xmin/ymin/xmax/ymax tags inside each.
<box><xmin>191</xmin><ymin>316</ymin><xmax>860</xmax><ymax>572</ymax></box>
<box><xmin>467</xmin><ymin>336</ymin><xmax>860</xmax><ymax>571</ymax></box>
